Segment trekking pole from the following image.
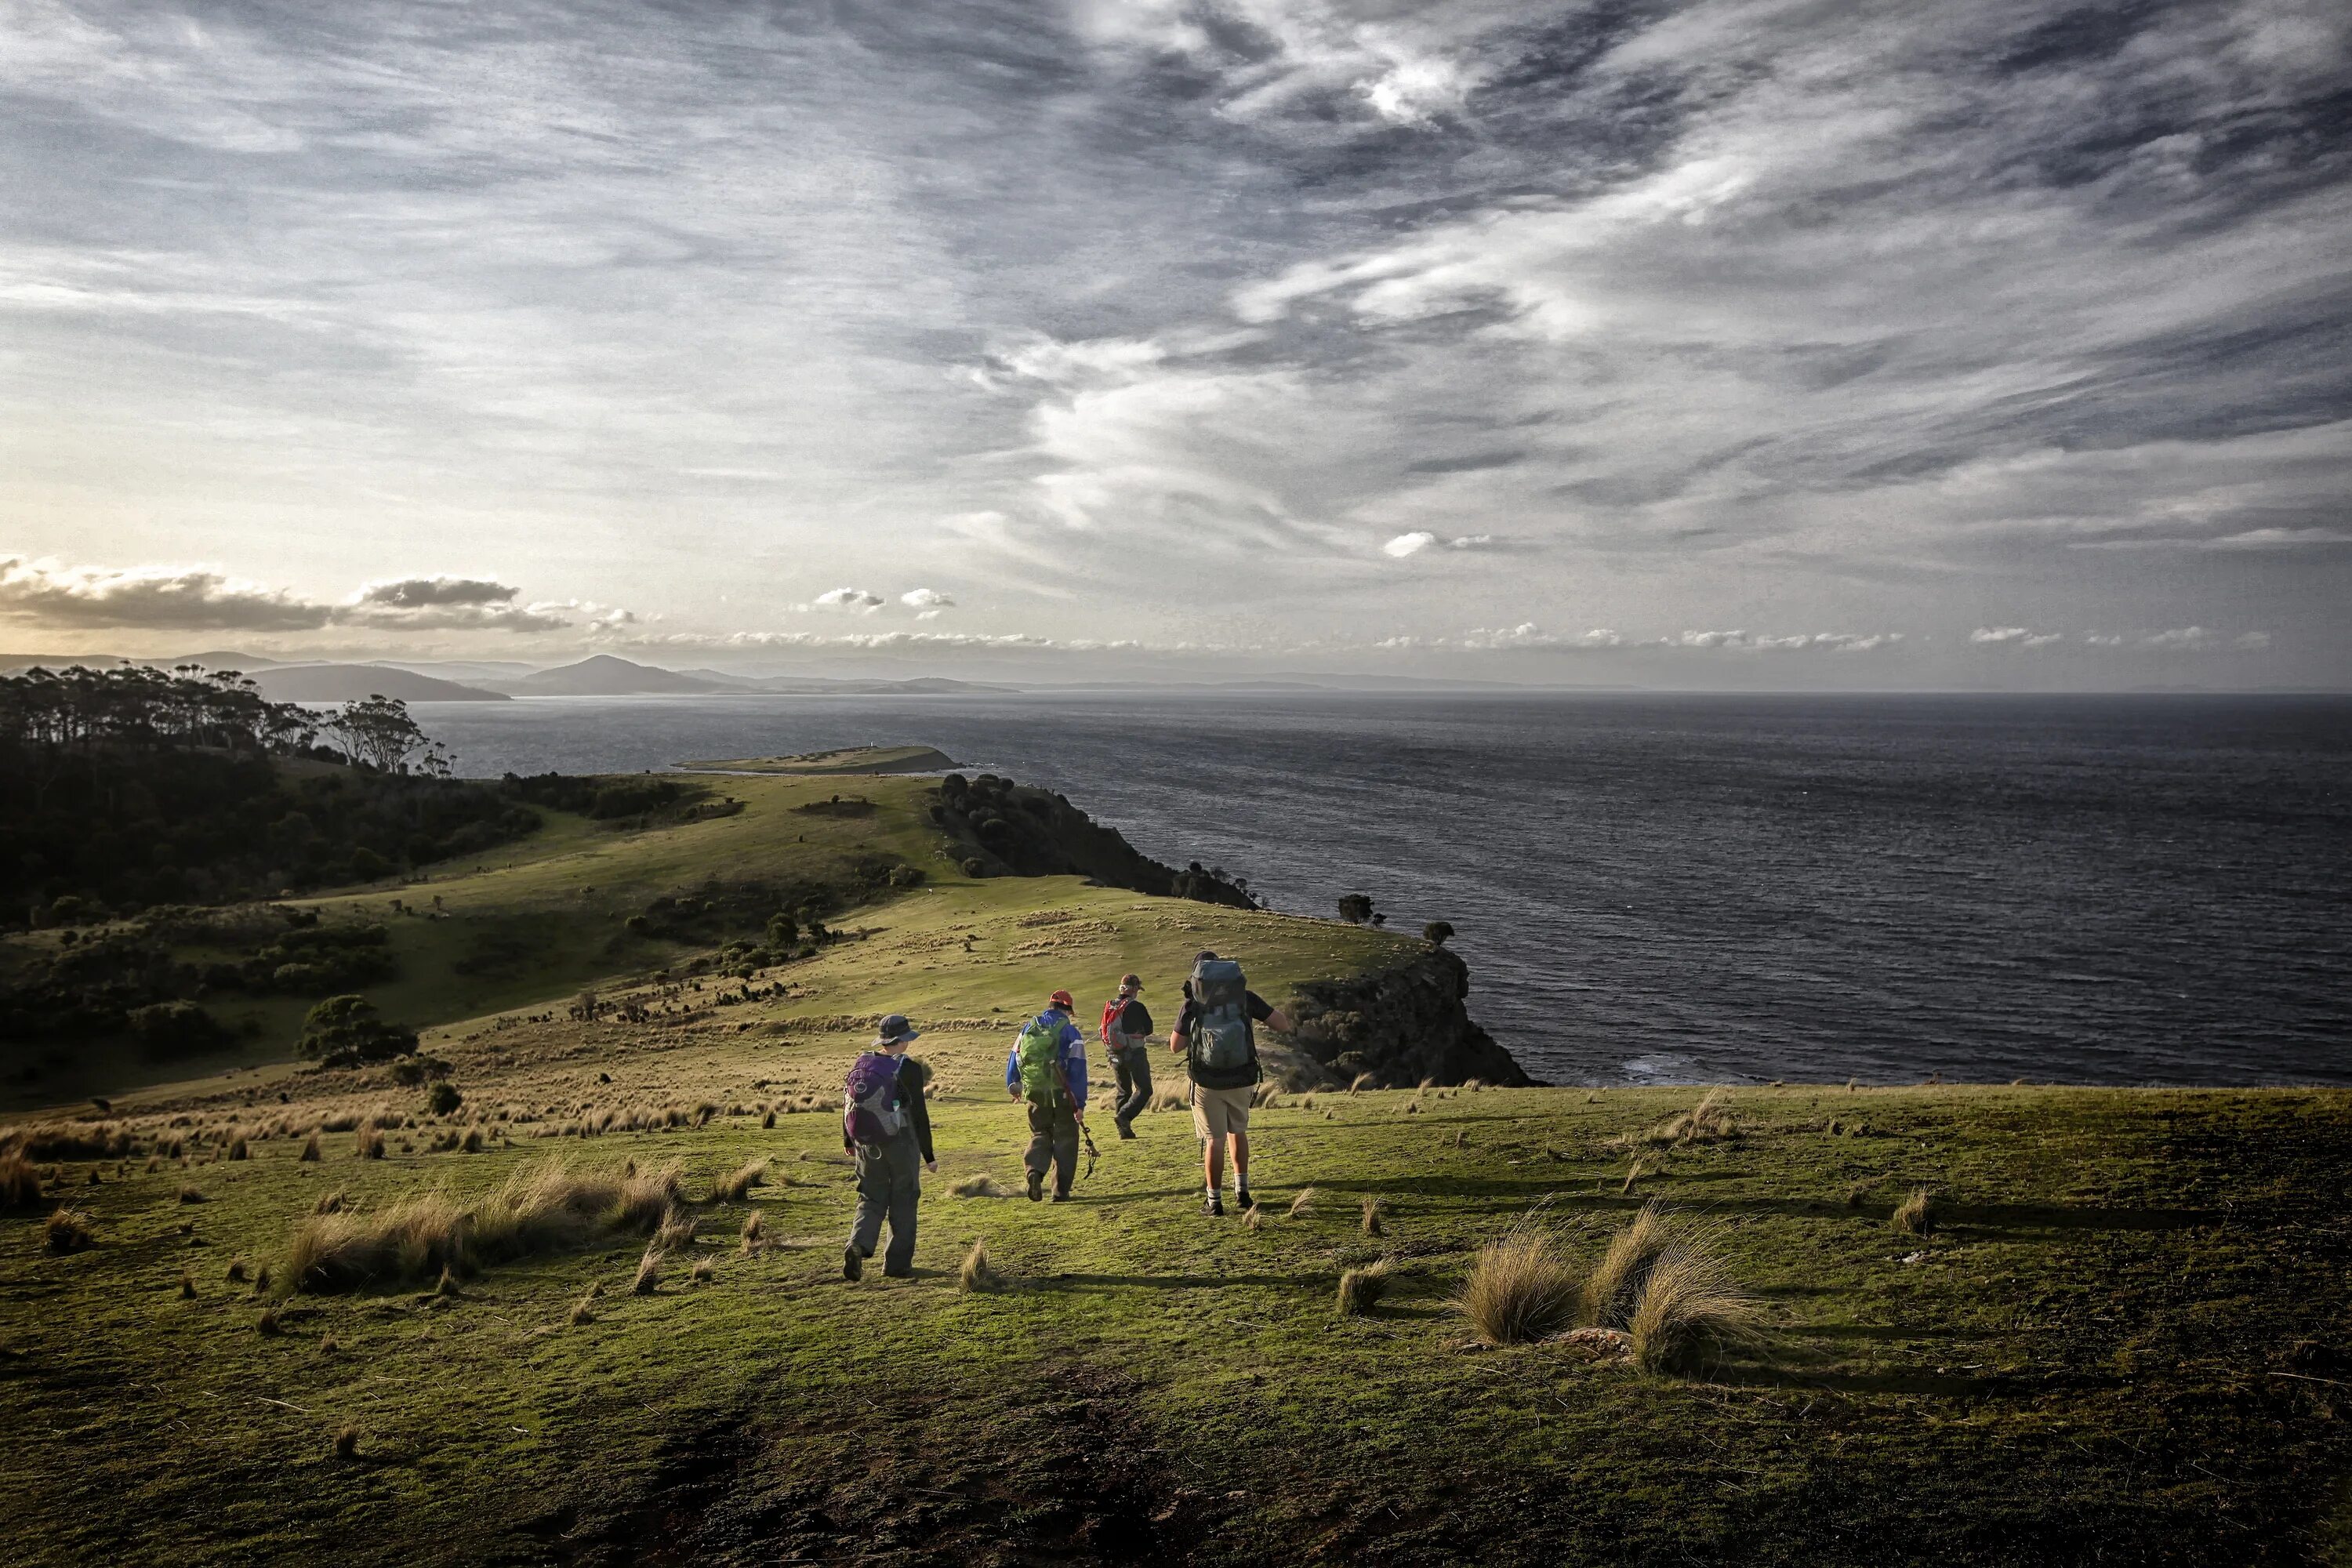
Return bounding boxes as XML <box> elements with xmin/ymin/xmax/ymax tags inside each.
<box><xmin>1080</xmin><ymin>1123</ymin><xmax>1101</xmax><ymax>1181</ymax></box>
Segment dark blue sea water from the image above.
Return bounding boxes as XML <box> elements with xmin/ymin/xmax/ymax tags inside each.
<box><xmin>412</xmin><ymin>691</ymin><xmax>2352</xmax><ymax>1088</ymax></box>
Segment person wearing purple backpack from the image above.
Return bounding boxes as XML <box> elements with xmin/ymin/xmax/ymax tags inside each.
<box><xmin>840</xmin><ymin>1013</ymin><xmax>936</xmax><ymax>1281</ymax></box>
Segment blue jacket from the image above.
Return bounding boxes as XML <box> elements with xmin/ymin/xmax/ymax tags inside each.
<box><xmin>1005</xmin><ymin>1009</ymin><xmax>1088</xmax><ymax>1112</ymax></box>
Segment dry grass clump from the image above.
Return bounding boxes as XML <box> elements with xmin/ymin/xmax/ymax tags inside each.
<box><xmin>1348</xmin><ymin>1073</ymin><xmax>1376</xmax><ymax>1095</ymax></box>
<box><xmin>1893</xmin><ymin>1186</ymin><xmax>1936</xmax><ymax>1235</ymax></box>
<box><xmin>1242</xmin><ymin>1206</ymin><xmax>1263</xmax><ymax>1231</ymax></box>
<box><xmin>739</xmin><ymin>1209</ymin><xmax>766</xmax><ymax>1256</ymax></box>
<box><xmin>179</xmin><ymin>1272</ymin><xmax>197</xmax><ymax>1299</ymax></box>
<box><xmin>1360</xmin><ymin>1197</ymin><xmax>1385</xmax><ymax>1236</ymax></box>
<box><xmin>0</xmin><ymin>1150</ymin><xmax>40</xmax><ymax>1209</ymax></box>
<box><xmin>1458</xmin><ymin>1235</ymin><xmax>1579</xmax><ymax>1345</ymax></box>
<box><xmin>653</xmin><ymin>1206</ymin><xmax>699</xmax><ymax>1251</ymax></box>
<box><xmin>959</xmin><ymin>1239</ymin><xmax>1002</xmax><ymax>1293</ymax></box>
<box><xmin>1585</xmin><ymin>1202</ymin><xmax>1675</xmax><ymax>1327</ymax></box>
<box><xmin>226</xmin><ymin>1258</ymin><xmax>249</xmax><ymax>1283</ymax></box>
<box><xmin>299</xmin><ymin>1132</ymin><xmax>322</xmax><ymax>1163</ymax></box>
<box><xmin>355</xmin><ymin>1128</ymin><xmax>386</xmax><ymax>1160</ymax></box>
<box><xmin>1287</xmin><ymin>1187</ymin><xmax>1316</xmax><ymax>1218</ymax></box>
<box><xmin>314</xmin><ymin>1189</ymin><xmax>349</xmax><ymax>1215</ymax></box>
<box><xmin>568</xmin><ymin>1287</ymin><xmax>599</xmax><ymax>1326</ymax></box>
<box><xmin>1628</xmin><ymin>1240</ymin><xmax>1765</xmax><ymax>1374</ymax></box>
<box><xmin>227</xmin><ymin>1137</ymin><xmax>249</xmax><ymax>1162</ymax></box>
<box><xmin>1338</xmin><ymin>1258</ymin><xmax>1391</xmax><ymax>1316</ymax></box>
<box><xmin>45</xmin><ymin>1205</ymin><xmax>94</xmax><ymax>1252</ymax></box>
<box><xmin>630</xmin><ymin>1246</ymin><xmax>663</xmax><ymax>1295</ymax></box>
<box><xmin>332</xmin><ymin>1428</ymin><xmax>360</xmax><ymax>1460</ymax></box>
<box><xmin>257</xmin><ymin>1305</ymin><xmax>283</xmax><ymax>1336</ymax></box>
<box><xmin>713</xmin><ymin>1159</ymin><xmax>768</xmax><ymax>1203</ymax></box>
<box><xmin>177</xmin><ymin>1183</ymin><xmax>207</xmax><ymax>1204</ymax></box>
<box><xmin>690</xmin><ymin>1256</ymin><xmax>716</xmax><ymax>1284</ymax></box>
<box><xmin>951</xmin><ymin>1173</ymin><xmax>1011</xmax><ymax>1199</ymax></box>
<box><xmin>287</xmin><ymin>1158</ymin><xmax>684</xmax><ymax>1293</ymax></box>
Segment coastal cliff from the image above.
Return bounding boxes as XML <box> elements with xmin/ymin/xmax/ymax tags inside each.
<box><xmin>1279</xmin><ymin>945</ymin><xmax>1531</xmax><ymax>1088</ymax></box>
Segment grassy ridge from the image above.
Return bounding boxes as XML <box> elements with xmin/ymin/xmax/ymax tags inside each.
<box><xmin>5</xmin><ymin>775</ymin><xmax>2352</xmax><ymax>1564</ymax></box>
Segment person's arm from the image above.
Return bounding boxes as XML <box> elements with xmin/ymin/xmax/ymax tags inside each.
<box><xmin>1169</xmin><ymin>1000</ymin><xmax>1192</xmax><ymax>1054</ymax></box>
<box><xmin>1247</xmin><ymin>990</ymin><xmax>1294</xmax><ymax>1034</ymax></box>
<box><xmin>901</xmin><ymin>1058</ymin><xmax>935</xmax><ymax>1167</ymax></box>
<box><xmin>1062</xmin><ymin>1026</ymin><xmax>1087</xmax><ymax>1115</ymax></box>
<box><xmin>1006</xmin><ymin>1044</ymin><xmax>1021</xmax><ymax>1100</ymax></box>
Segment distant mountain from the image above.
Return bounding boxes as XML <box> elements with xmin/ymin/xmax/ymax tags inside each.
<box><xmin>247</xmin><ymin>664</ymin><xmax>509</xmax><ymax>702</ymax></box>
<box><xmin>165</xmin><ymin>649</ymin><xmax>292</xmax><ymax>670</ymax></box>
<box><xmin>369</xmin><ymin>659</ymin><xmax>543</xmax><ymax>683</ymax></box>
<box><xmin>488</xmin><ymin>655</ymin><xmax>727</xmax><ymax>695</ymax></box>
<box><xmin>739</xmin><ymin>674</ymin><xmax>1019</xmax><ymax>695</ymax></box>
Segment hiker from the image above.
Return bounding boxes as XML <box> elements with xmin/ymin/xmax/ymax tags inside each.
<box><xmin>1006</xmin><ymin>988</ymin><xmax>1088</xmax><ymax>1202</ymax></box>
<box><xmin>841</xmin><ymin>1014</ymin><xmax>936</xmax><ymax>1280</ymax></box>
<box><xmin>1171</xmin><ymin>949</ymin><xmax>1293</xmax><ymax>1216</ymax></box>
<box><xmin>1099</xmin><ymin>973</ymin><xmax>1155</xmax><ymax>1140</ymax></box>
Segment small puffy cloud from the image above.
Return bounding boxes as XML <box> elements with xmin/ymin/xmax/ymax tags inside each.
<box><xmin>1383</xmin><ymin>532</ymin><xmax>1497</xmax><ymax>558</ymax></box>
<box><xmin>0</xmin><ymin>557</ymin><xmax>330</xmax><ymax>632</ymax></box>
<box><xmin>1679</xmin><ymin>630</ymin><xmax>1905</xmax><ymax>652</ymax></box>
<box><xmin>2079</xmin><ymin>627</ymin><xmax>2270</xmax><ymax>652</ymax></box>
<box><xmin>2141</xmin><ymin>626</ymin><xmax>2217</xmax><ymax>651</ymax></box>
<box><xmin>347</xmin><ymin>576</ymin><xmax>572</xmax><ymax>631</ymax></box>
<box><xmin>899</xmin><ymin>587</ymin><xmax>955</xmax><ymax>613</ymax></box>
<box><xmin>353</xmin><ymin>577</ymin><xmax>515</xmax><ymax>609</ymax></box>
<box><xmin>809</xmin><ymin>587</ymin><xmax>885</xmax><ymax>613</ymax></box>
<box><xmin>1376</xmin><ymin>624</ymin><xmax>1622</xmax><ymax>652</ymax></box>
<box><xmin>1970</xmin><ymin>626</ymin><xmax>2065</xmax><ymax>648</ymax></box>
<box><xmin>1679</xmin><ymin>629</ymin><xmax>1750</xmax><ymax>649</ymax></box>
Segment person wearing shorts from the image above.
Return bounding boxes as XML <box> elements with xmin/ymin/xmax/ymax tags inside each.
<box><xmin>1170</xmin><ymin>949</ymin><xmax>1292</xmax><ymax>1217</ymax></box>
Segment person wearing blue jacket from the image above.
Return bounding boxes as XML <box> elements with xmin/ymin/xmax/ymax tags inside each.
<box><xmin>1006</xmin><ymin>988</ymin><xmax>1087</xmax><ymax>1203</ymax></box>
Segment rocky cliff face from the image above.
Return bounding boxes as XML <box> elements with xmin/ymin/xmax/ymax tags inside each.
<box><xmin>1276</xmin><ymin>946</ymin><xmax>1532</xmax><ymax>1088</ymax></box>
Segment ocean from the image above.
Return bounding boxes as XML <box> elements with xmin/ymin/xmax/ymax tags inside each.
<box><xmin>412</xmin><ymin>691</ymin><xmax>2352</xmax><ymax>1088</ymax></box>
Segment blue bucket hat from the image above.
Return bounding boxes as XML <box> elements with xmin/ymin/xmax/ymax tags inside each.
<box><xmin>873</xmin><ymin>1014</ymin><xmax>920</xmax><ymax>1047</ymax></box>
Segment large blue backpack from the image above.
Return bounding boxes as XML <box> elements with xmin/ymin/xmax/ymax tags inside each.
<box><xmin>1186</xmin><ymin>959</ymin><xmax>1258</xmax><ymax>1088</ymax></box>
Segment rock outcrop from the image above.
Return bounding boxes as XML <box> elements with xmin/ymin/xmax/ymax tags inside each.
<box><xmin>1278</xmin><ymin>946</ymin><xmax>1532</xmax><ymax>1088</ymax></box>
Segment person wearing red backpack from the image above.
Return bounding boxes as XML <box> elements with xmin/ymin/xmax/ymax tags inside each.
<box><xmin>1099</xmin><ymin>973</ymin><xmax>1155</xmax><ymax>1140</ymax></box>
<box><xmin>840</xmin><ymin>1014</ymin><xmax>935</xmax><ymax>1281</ymax></box>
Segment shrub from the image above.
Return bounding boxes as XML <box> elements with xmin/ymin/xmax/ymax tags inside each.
<box><xmin>1336</xmin><ymin>893</ymin><xmax>1375</xmax><ymax>924</ymax></box>
<box><xmin>1338</xmin><ymin>1259</ymin><xmax>1391</xmax><ymax>1316</ymax></box>
<box><xmin>427</xmin><ymin>1083</ymin><xmax>462</xmax><ymax>1116</ymax></box>
<box><xmin>960</xmin><ymin>1239</ymin><xmax>1001</xmax><ymax>1293</ymax></box>
<box><xmin>1423</xmin><ymin>920</ymin><xmax>1454</xmax><ymax>946</ymax></box>
<box><xmin>1458</xmin><ymin>1235</ymin><xmax>1579</xmax><ymax>1345</ymax></box>
<box><xmin>1586</xmin><ymin>1202</ymin><xmax>1674</xmax><ymax>1328</ymax></box>
<box><xmin>1628</xmin><ymin>1240</ymin><xmax>1766</xmax><ymax>1374</ymax></box>
<box><xmin>127</xmin><ymin>1000</ymin><xmax>234</xmax><ymax>1060</ymax></box>
<box><xmin>45</xmin><ymin>1205</ymin><xmax>94</xmax><ymax>1252</ymax></box>
<box><xmin>296</xmin><ymin>995</ymin><xmax>418</xmax><ymax>1067</ymax></box>
<box><xmin>1893</xmin><ymin>1186</ymin><xmax>1936</xmax><ymax>1235</ymax></box>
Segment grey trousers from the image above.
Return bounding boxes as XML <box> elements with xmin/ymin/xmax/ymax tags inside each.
<box><xmin>1109</xmin><ymin>1045</ymin><xmax>1153</xmax><ymax>1125</ymax></box>
<box><xmin>850</xmin><ymin>1134</ymin><xmax>923</xmax><ymax>1274</ymax></box>
<box><xmin>1024</xmin><ymin>1099</ymin><xmax>1080</xmax><ymax>1196</ymax></box>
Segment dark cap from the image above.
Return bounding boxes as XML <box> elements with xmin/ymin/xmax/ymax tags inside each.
<box><xmin>1194</xmin><ymin>949</ymin><xmax>1218</xmax><ymax>962</ymax></box>
<box><xmin>873</xmin><ymin>1014</ymin><xmax>920</xmax><ymax>1046</ymax></box>
<box><xmin>1119</xmin><ymin>973</ymin><xmax>1143</xmax><ymax>991</ymax></box>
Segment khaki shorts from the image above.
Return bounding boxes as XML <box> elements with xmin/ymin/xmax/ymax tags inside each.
<box><xmin>1190</xmin><ymin>1083</ymin><xmax>1253</xmax><ymax>1141</ymax></box>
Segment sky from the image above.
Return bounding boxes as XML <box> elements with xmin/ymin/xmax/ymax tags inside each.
<box><xmin>2</xmin><ymin>0</ymin><xmax>2348</xmax><ymax>688</ymax></box>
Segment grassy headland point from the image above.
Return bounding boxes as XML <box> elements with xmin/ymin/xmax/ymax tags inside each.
<box><xmin>674</xmin><ymin>744</ymin><xmax>960</xmax><ymax>775</ymax></box>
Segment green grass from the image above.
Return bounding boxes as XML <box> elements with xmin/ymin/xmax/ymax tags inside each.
<box><xmin>6</xmin><ymin>779</ymin><xmax>2352</xmax><ymax>1563</ymax></box>
<box><xmin>5</xmin><ymin>1076</ymin><xmax>2352</xmax><ymax>1564</ymax></box>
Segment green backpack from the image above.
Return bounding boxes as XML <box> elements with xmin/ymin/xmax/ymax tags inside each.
<box><xmin>1016</xmin><ymin>1012</ymin><xmax>1067</xmax><ymax>1105</ymax></box>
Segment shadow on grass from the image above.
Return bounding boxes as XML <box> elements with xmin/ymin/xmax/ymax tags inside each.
<box><xmin>1023</xmin><ymin>1271</ymin><xmax>1332</xmax><ymax>1294</ymax></box>
<box><xmin>1299</xmin><ymin>1179</ymin><xmax>2213</xmax><ymax>1234</ymax></box>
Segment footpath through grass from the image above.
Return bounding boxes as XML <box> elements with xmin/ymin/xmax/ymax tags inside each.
<box><xmin>5</xmin><ymin>1076</ymin><xmax>2352</xmax><ymax>1566</ymax></box>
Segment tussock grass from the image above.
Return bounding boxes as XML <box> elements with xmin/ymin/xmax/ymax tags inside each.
<box><xmin>568</xmin><ymin>1287</ymin><xmax>598</xmax><ymax>1326</ymax></box>
<box><xmin>1361</xmin><ymin>1196</ymin><xmax>1385</xmax><ymax>1236</ymax></box>
<box><xmin>1288</xmin><ymin>1187</ymin><xmax>1316</xmax><ymax>1218</ymax></box>
<box><xmin>314</xmin><ymin>1189</ymin><xmax>348</xmax><ymax>1215</ymax></box>
<box><xmin>1893</xmin><ymin>1186</ymin><xmax>1937</xmax><ymax>1235</ymax></box>
<box><xmin>739</xmin><ymin>1209</ymin><xmax>765</xmax><ymax>1255</ymax></box>
<box><xmin>1348</xmin><ymin>1073</ymin><xmax>1376</xmax><ymax>1094</ymax></box>
<box><xmin>257</xmin><ymin>1306</ymin><xmax>282</xmax><ymax>1336</ymax></box>
<box><xmin>355</xmin><ymin>1129</ymin><xmax>386</xmax><ymax>1160</ymax></box>
<box><xmin>177</xmin><ymin>1183</ymin><xmax>206</xmax><ymax>1204</ymax></box>
<box><xmin>959</xmin><ymin>1239</ymin><xmax>1001</xmax><ymax>1293</ymax></box>
<box><xmin>179</xmin><ymin>1272</ymin><xmax>196</xmax><ymax>1299</ymax></box>
<box><xmin>226</xmin><ymin>1258</ymin><xmax>248</xmax><ymax>1283</ymax></box>
<box><xmin>285</xmin><ymin>1159</ymin><xmax>683</xmax><ymax>1293</ymax></box>
<box><xmin>1628</xmin><ymin>1240</ymin><xmax>1766</xmax><ymax>1375</ymax></box>
<box><xmin>653</xmin><ymin>1207</ymin><xmax>699</xmax><ymax>1250</ymax></box>
<box><xmin>951</xmin><ymin>1173</ymin><xmax>1010</xmax><ymax>1199</ymax></box>
<box><xmin>691</xmin><ymin>1256</ymin><xmax>715</xmax><ymax>1284</ymax></box>
<box><xmin>1621</xmin><ymin>1159</ymin><xmax>1646</xmax><ymax>1195</ymax></box>
<box><xmin>1845</xmin><ymin>1176</ymin><xmax>1885</xmax><ymax>1208</ymax></box>
<box><xmin>0</xmin><ymin>1150</ymin><xmax>39</xmax><ymax>1209</ymax></box>
<box><xmin>1243</xmin><ymin>1206</ymin><xmax>1263</xmax><ymax>1230</ymax></box>
<box><xmin>713</xmin><ymin>1159</ymin><xmax>768</xmax><ymax>1203</ymax></box>
<box><xmin>1586</xmin><ymin>1201</ymin><xmax>1674</xmax><ymax>1329</ymax></box>
<box><xmin>630</xmin><ymin>1246</ymin><xmax>663</xmax><ymax>1294</ymax></box>
<box><xmin>299</xmin><ymin>1133</ymin><xmax>321</xmax><ymax>1163</ymax></box>
<box><xmin>1338</xmin><ymin>1258</ymin><xmax>1391</xmax><ymax>1316</ymax></box>
<box><xmin>1610</xmin><ymin>1088</ymin><xmax>1740</xmax><ymax>1152</ymax></box>
<box><xmin>45</xmin><ymin>1205</ymin><xmax>93</xmax><ymax>1252</ymax></box>
<box><xmin>227</xmin><ymin>1137</ymin><xmax>249</xmax><ymax>1161</ymax></box>
<box><xmin>332</xmin><ymin>1428</ymin><xmax>359</xmax><ymax>1460</ymax></box>
<box><xmin>1458</xmin><ymin>1234</ymin><xmax>1579</xmax><ymax>1345</ymax></box>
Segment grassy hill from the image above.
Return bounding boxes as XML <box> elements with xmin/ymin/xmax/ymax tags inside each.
<box><xmin>2</xmin><ymin>775</ymin><xmax>2350</xmax><ymax>1565</ymax></box>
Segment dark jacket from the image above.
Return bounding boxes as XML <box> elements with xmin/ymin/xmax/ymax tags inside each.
<box><xmin>846</xmin><ymin>1054</ymin><xmax>935</xmax><ymax>1162</ymax></box>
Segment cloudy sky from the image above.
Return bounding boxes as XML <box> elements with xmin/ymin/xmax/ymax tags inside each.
<box><xmin>2</xmin><ymin>0</ymin><xmax>2347</xmax><ymax>686</ymax></box>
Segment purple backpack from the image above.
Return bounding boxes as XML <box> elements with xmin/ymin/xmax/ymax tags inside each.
<box><xmin>843</xmin><ymin>1051</ymin><xmax>906</xmax><ymax>1146</ymax></box>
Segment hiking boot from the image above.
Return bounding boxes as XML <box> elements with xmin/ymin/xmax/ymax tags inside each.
<box><xmin>842</xmin><ymin>1246</ymin><xmax>863</xmax><ymax>1282</ymax></box>
<box><xmin>1115</xmin><ymin>1118</ymin><xmax>1137</xmax><ymax>1141</ymax></box>
<box><xmin>1236</xmin><ymin>1188</ymin><xmax>1254</xmax><ymax>1210</ymax></box>
<box><xmin>1026</xmin><ymin>1169</ymin><xmax>1044</xmax><ymax>1203</ymax></box>
<box><xmin>1051</xmin><ymin>1191</ymin><xmax>1070</xmax><ymax>1204</ymax></box>
<box><xmin>882</xmin><ymin>1265</ymin><xmax>913</xmax><ymax>1279</ymax></box>
<box><xmin>1203</xmin><ymin>1194</ymin><xmax>1225</xmax><ymax>1218</ymax></box>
